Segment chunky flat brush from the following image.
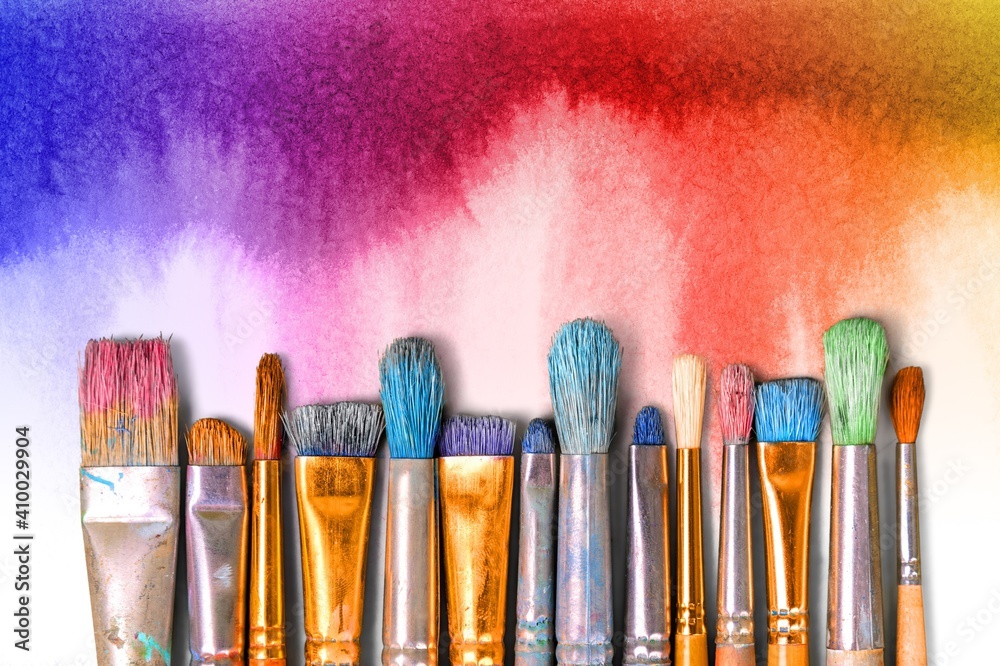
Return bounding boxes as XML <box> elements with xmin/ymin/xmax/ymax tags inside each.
<box><xmin>79</xmin><ymin>337</ymin><xmax>179</xmax><ymax>666</ymax></box>
<box><xmin>715</xmin><ymin>365</ymin><xmax>756</xmax><ymax>666</ymax></box>
<box><xmin>548</xmin><ymin>318</ymin><xmax>622</xmax><ymax>666</ymax></box>
<box><xmin>437</xmin><ymin>415</ymin><xmax>516</xmax><ymax>666</ymax></box>
<box><xmin>380</xmin><ymin>337</ymin><xmax>445</xmax><ymax>666</ymax></box>
<box><xmin>823</xmin><ymin>318</ymin><xmax>889</xmax><ymax>666</ymax></box>
<box><xmin>186</xmin><ymin>418</ymin><xmax>249</xmax><ymax>666</ymax></box>
<box><xmin>286</xmin><ymin>402</ymin><xmax>385</xmax><ymax>666</ymax></box>
<box><xmin>624</xmin><ymin>406</ymin><xmax>671</xmax><ymax>666</ymax></box>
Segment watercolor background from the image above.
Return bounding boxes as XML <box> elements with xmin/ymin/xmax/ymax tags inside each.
<box><xmin>2</xmin><ymin>0</ymin><xmax>999</xmax><ymax>663</ymax></box>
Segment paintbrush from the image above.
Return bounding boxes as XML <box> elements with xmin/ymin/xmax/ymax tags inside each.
<box><xmin>548</xmin><ymin>318</ymin><xmax>622</xmax><ymax>666</ymax></box>
<box><xmin>286</xmin><ymin>402</ymin><xmax>385</xmax><ymax>666</ymax></box>
<box><xmin>715</xmin><ymin>365</ymin><xmax>756</xmax><ymax>666</ymax></box>
<box><xmin>186</xmin><ymin>418</ymin><xmax>250</xmax><ymax>666</ymax></box>
<box><xmin>514</xmin><ymin>419</ymin><xmax>557</xmax><ymax>666</ymax></box>
<box><xmin>624</xmin><ymin>406</ymin><xmax>671</xmax><ymax>666</ymax></box>
<box><xmin>823</xmin><ymin>317</ymin><xmax>889</xmax><ymax>666</ymax></box>
<box><xmin>437</xmin><ymin>415</ymin><xmax>516</xmax><ymax>665</ymax></box>
<box><xmin>380</xmin><ymin>337</ymin><xmax>445</xmax><ymax>666</ymax></box>
<box><xmin>79</xmin><ymin>337</ymin><xmax>179</xmax><ymax>666</ymax></box>
<box><xmin>673</xmin><ymin>353</ymin><xmax>708</xmax><ymax>666</ymax></box>
<box><xmin>755</xmin><ymin>378</ymin><xmax>825</xmax><ymax>666</ymax></box>
<box><xmin>249</xmin><ymin>353</ymin><xmax>287</xmax><ymax>666</ymax></box>
<box><xmin>891</xmin><ymin>367</ymin><xmax>927</xmax><ymax>666</ymax></box>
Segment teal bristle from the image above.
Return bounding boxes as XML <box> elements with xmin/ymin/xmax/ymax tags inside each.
<box><xmin>754</xmin><ymin>379</ymin><xmax>825</xmax><ymax>443</ymax></box>
<box><xmin>285</xmin><ymin>403</ymin><xmax>385</xmax><ymax>457</ymax></box>
<box><xmin>823</xmin><ymin>317</ymin><xmax>889</xmax><ymax>446</ymax></box>
<box><xmin>438</xmin><ymin>415</ymin><xmax>515</xmax><ymax>457</ymax></box>
<box><xmin>379</xmin><ymin>337</ymin><xmax>445</xmax><ymax>459</ymax></box>
<box><xmin>521</xmin><ymin>419</ymin><xmax>556</xmax><ymax>454</ymax></box>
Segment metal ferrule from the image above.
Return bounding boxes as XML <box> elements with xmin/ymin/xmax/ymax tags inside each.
<box><xmin>438</xmin><ymin>456</ymin><xmax>515</xmax><ymax>666</ymax></box>
<box><xmin>187</xmin><ymin>465</ymin><xmax>249</xmax><ymax>665</ymax></box>
<box><xmin>382</xmin><ymin>458</ymin><xmax>440</xmax><ymax>666</ymax></box>
<box><xmin>896</xmin><ymin>442</ymin><xmax>921</xmax><ymax>586</ymax></box>
<box><xmin>514</xmin><ymin>453</ymin><xmax>557</xmax><ymax>666</ymax></box>
<box><xmin>295</xmin><ymin>456</ymin><xmax>376</xmax><ymax>666</ymax></box>
<box><xmin>716</xmin><ymin>443</ymin><xmax>753</xmax><ymax>647</ymax></box>
<box><xmin>676</xmin><ymin>449</ymin><xmax>706</xmax><ymax>639</ymax></box>
<box><xmin>80</xmin><ymin>466</ymin><xmax>180</xmax><ymax>666</ymax></box>
<box><xmin>827</xmin><ymin>444</ymin><xmax>885</xmax><ymax>652</ymax></box>
<box><xmin>757</xmin><ymin>441</ymin><xmax>816</xmax><ymax>647</ymax></box>
<box><xmin>624</xmin><ymin>445</ymin><xmax>671</xmax><ymax>665</ymax></box>
<box><xmin>250</xmin><ymin>459</ymin><xmax>286</xmax><ymax>662</ymax></box>
<box><xmin>556</xmin><ymin>454</ymin><xmax>613</xmax><ymax>665</ymax></box>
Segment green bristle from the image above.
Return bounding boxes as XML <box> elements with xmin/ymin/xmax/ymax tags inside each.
<box><xmin>822</xmin><ymin>317</ymin><xmax>889</xmax><ymax>446</ymax></box>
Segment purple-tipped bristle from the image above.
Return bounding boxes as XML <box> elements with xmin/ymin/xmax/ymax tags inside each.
<box><xmin>438</xmin><ymin>415</ymin><xmax>515</xmax><ymax>456</ymax></box>
<box><xmin>719</xmin><ymin>363</ymin><xmax>755</xmax><ymax>445</ymax></box>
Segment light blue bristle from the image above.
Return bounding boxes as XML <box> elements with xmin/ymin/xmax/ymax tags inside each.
<box><xmin>754</xmin><ymin>378</ymin><xmax>825</xmax><ymax>443</ymax></box>
<box><xmin>285</xmin><ymin>402</ymin><xmax>385</xmax><ymax>457</ymax></box>
<box><xmin>521</xmin><ymin>418</ymin><xmax>556</xmax><ymax>454</ymax></box>
<box><xmin>378</xmin><ymin>337</ymin><xmax>444</xmax><ymax>459</ymax></box>
<box><xmin>547</xmin><ymin>318</ymin><xmax>622</xmax><ymax>455</ymax></box>
<box><xmin>438</xmin><ymin>415</ymin><xmax>515</xmax><ymax>456</ymax></box>
<box><xmin>632</xmin><ymin>406</ymin><xmax>665</xmax><ymax>445</ymax></box>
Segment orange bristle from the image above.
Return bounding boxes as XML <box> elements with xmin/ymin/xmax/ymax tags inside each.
<box><xmin>187</xmin><ymin>418</ymin><xmax>247</xmax><ymax>466</ymax></box>
<box><xmin>253</xmin><ymin>353</ymin><xmax>285</xmax><ymax>460</ymax></box>
<box><xmin>890</xmin><ymin>366</ymin><xmax>925</xmax><ymax>444</ymax></box>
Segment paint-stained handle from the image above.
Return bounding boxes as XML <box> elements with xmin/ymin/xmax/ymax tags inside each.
<box><xmin>896</xmin><ymin>585</ymin><xmax>927</xmax><ymax>666</ymax></box>
<box><xmin>716</xmin><ymin>644</ymin><xmax>755</xmax><ymax>666</ymax></box>
<box><xmin>826</xmin><ymin>648</ymin><xmax>884</xmax><ymax>665</ymax></box>
<box><xmin>249</xmin><ymin>659</ymin><xmax>286</xmax><ymax>666</ymax></box>
<box><xmin>675</xmin><ymin>634</ymin><xmax>708</xmax><ymax>666</ymax></box>
<box><xmin>768</xmin><ymin>644</ymin><xmax>809</xmax><ymax>666</ymax></box>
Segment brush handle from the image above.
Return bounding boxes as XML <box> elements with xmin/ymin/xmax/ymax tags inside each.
<box><xmin>514</xmin><ymin>453</ymin><xmax>557</xmax><ymax>666</ymax></box>
<box><xmin>825</xmin><ymin>649</ymin><xmax>883</xmax><ymax>665</ymax></box>
<box><xmin>768</xmin><ymin>643</ymin><xmax>809</xmax><ymax>666</ymax></box>
<box><xmin>249</xmin><ymin>460</ymin><xmax>286</xmax><ymax>662</ymax></box>
<box><xmin>674</xmin><ymin>634</ymin><xmax>708</xmax><ymax>666</ymax></box>
<box><xmin>715</xmin><ymin>644</ymin><xmax>755</xmax><ymax>666</ymax></box>
<box><xmin>249</xmin><ymin>660</ymin><xmax>286</xmax><ymax>666</ymax></box>
<box><xmin>896</xmin><ymin>585</ymin><xmax>927</xmax><ymax>666</ymax></box>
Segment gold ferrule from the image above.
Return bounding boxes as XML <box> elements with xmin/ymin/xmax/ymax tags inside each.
<box><xmin>676</xmin><ymin>448</ymin><xmax>706</xmax><ymax>637</ymax></box>
<box><xmin>295</xmin><ymin>456</ymin><xmax>376</xmax><ymax>666</ymax></box>
<box><xmin>438</xmin><ymin>456</ymin><xmax>515</xmax><ymax>666</ymax></box>
<box><xmin>250</xmin><ymin>459</ymin><xmax>285</xmax><ymax>661</ymax></box>
<box><xmin>758</xmin><ymin>441</ymin><xmax>816</xmax><ymax>647</ymax></box>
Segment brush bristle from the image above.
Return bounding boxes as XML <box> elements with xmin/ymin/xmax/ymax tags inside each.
<box><xmin>672</xmin><ymin>354</ymin><xmax>707</xmax><ymax>449</ymax></box>
<box><xmin>79</xmin><ymin>337</ymin><xmax>178</xmax><ymax>467</ymax></box>
<box><xmin>253</xmin><ymin>353</ymin><xmax>285</xmax><ymax>460</ymax></box>
<box><xmin>632</xmin><ymin>406</ymin><xmax>665</xmax><ymax>445</ymax></box>
<box><xmin>891</xmin><ymin>366</ymin><xmax>925</xmax><ymax>444</ymax></box>
<box><xmin>823</xmin><ymin>317</ymin><xmax>889</xmax><ymax>446</ymax></box>
<box><xmin>521</xmin><ymin>419</ymin><xmax>556</xmax><ymax>454</ymax></box>
<box><xmin>379</xmin><ymin>337</ymin><xmax>444</xmax><ymax>459</ymax></box>
<box><xmin>438</xmin><ymin>415</ymin><xmax>515</xmax><ymax>456</ymax></box>
<box><xmin>285</xmin><ymin>402</ymin><xmax>385</xmax><ymax>457</ymax></box>
<box><xmin>547</xmin><ymin>318</ymin><xmax>622</xmax><ymax>455</ymax></box>
<box><xmin>755</xmin><ymin>378</ymin><xmax>825</xmax><ymax>442</ymax></box>
<box><xmin>719</xmin><ymin>364</ymin><xmax>755</xmax><ymax>446</ymax></box>
<box><xmin>187</xmin><ymin>418</ymin><xmax>247</xmax><ymax>466</ymax></box>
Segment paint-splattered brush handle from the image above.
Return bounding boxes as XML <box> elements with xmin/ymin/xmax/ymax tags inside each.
<box><xmin>515</xmin><ymin>452</ymin><xmax>557</xmax><ymax>666</ymax></box>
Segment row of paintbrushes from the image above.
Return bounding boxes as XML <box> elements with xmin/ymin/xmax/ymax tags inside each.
<box><xmin>76</xmin><ymin>315</ymin><xmax>926</xmax><ymax>666</ymax></box>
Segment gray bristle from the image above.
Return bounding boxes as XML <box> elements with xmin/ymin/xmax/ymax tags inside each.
<box><xmin>285</xmin><ymin>402</ymin><xmax>385</xmax><ymax>457</ymax></box>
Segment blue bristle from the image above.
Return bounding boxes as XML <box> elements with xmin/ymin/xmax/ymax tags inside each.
<box><xmin>285</xmin><ymin>402</ymin><xmax>385</xmax><ymax>457</ymax></box>
<box><xmin>379</xmin><ymin>337</ymin><xmax>444</xmax><ymax>459</ymax></box>
<box><xmin>754</xmin><ymin>378</ymin><xmax>825</xmax><ymax>442</ymax></box>
<box><xmin>632</xmin><ymin>405</ymin><xmax>665</xmax><ymax>445</ymax></box>
<box><xmin>438</xmin><ymin>415</ymin><xmax>515</xmax><ymax>456</ymax></box>
<box><xmin>521</xmin><ymin>419</ymin><xmax>556</xmax><ymax>454</ymax></box>
<box><xmin>547</xmin><ymin>318</ymin><xmax>622</xmax><ymax>455</ymax></box>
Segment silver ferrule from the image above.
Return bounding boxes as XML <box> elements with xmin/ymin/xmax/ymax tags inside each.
<box><xmin>515</xmin><ymin>452</ymin><xmax>557</xmax><ymax>666</ymax></box>
<box><xmin>80</xmin><ymin>466</ymin><xmax>180</xmax><ymax>666</ymax></box>
<box><xmin>897</xmin><ymin>442</ymin><xmax>921</xmax><ymax>586</ymax></box>
<box><xmin>827</xmin><ymin>444</ymin><xmax>885</xmax><ymax>651</ymax></box>
<box><xmin>716</xmin><ymin>443</ymin><xmax>754</xmax><ymax>646</ymax></box>
<box><xmin>186</xmin><ymin>465</ymin><xmax>249</xmax><ymax>665</ymax></box>
<box><xmin>382</xmin><ymin>458</ymin><xmax>439</xmax><ymax>666</ymax></box>
<box><xmin>556</xmin><ymin>454</ymin><xmax>613</xmax><ymax>666</ymax></box>
<box><xmin>624</xmin><ymin>445</ymin><xmax>671</xmax><ymax>665</ymax></box>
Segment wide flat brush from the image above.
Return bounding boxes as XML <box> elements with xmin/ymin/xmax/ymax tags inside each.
<box><xmin>823</xmin><ymin>318</ymin><xmax>889</xmax><ymax>666</ymax></box>
<box><xmin>891</xmin><ymin>367</ymin><xmax>927</xmax><ymax>666</ymax></box>
<box><xmin>79</xmin><ymin>337</ymin><xmax>179</xmax><ymax>666</ymax></box>
<box><xmin>186</xmin><ymin>418</ymin><xmax>249</xmax><ymax>665</ymax></box>
<box><xmin>249</xmin><ymin>353</ymin><xmax>287</xmax><ymax>666</ymax></box>
<box><xmin>715</xmin><ymin>365</ymin><xmax>756</xmax><ymax>666</ymax></box>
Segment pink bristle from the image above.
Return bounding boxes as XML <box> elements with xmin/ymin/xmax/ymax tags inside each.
<box><xmin>719</xmin><ymin>364</ymin><xmax>755</xmax><ymax>445</ymax></box>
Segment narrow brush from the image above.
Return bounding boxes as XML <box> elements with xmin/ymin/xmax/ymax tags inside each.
<box><xmin>891</xmin><ymin>367</ymin><xmax>927</xmax><ymax>666</ymax></box>
<box><xmin>715</xmin><ymin>365</ymin><xmax>756</xmax><ymax>666</ymax></box>
<box><xmin>824</xmin><ymin>318</ymin><xmax>889</xmax><ymax>666</ymax></box>
<box><xmin>79</xmin><ymin>337</ymin><xmax>180</xmax><ymax>666</ymax></box>
<box><xmin>438</xmin><ymin>415</ymin><xmax>516</xmax><ymax>665</ymax></box>
<box><xmin>624</xmin><ymin>406</ymin><xmax>671</xmax><ymax>665</ymax></box>
<box><xmin>380</xmin><ymin>337</ymin><xmax>445</xmax><ymax>666</ymax></box>
<box><xmin>673</xmin><ymin>354</ymin><xmax>709</xmax><ymax>666</ymax></box>
<box><xmin>186</xmin><ymin>418</ymin><xmax>250</xmax><ymax>665</ymax></box>
<box><xmin>249</xmin><ymin>353</ymin><xmax>287</xmax><ymax>666</ymax></box>
<box><xmin>549</xmin><ymin>318</ymin><xmax>621</xmax><ymax>666</ymax></box>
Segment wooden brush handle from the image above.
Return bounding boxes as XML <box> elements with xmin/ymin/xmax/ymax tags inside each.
<box><xmin>768</xmin><ymin>643</ymin><xmax>809</xmax><ymax>666</ymax></box>
<box><xmin>897</xmin><ymin>585</ymin><xmax>927</xmax><ymax>666</ymax></box>
<box><xmin>826</xmin><ymin>648</ymin><xmax>883</xmax><ymax>665</ymax></box>
<box><xmin>715</xmin><ymin>644</ymin><xmax>756</xmax><ymax>666</ymax></box>
<box><xmin>675</xmin><ymin>634</ymin><xmax>709</xmax><ymax>666</ymax></box>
